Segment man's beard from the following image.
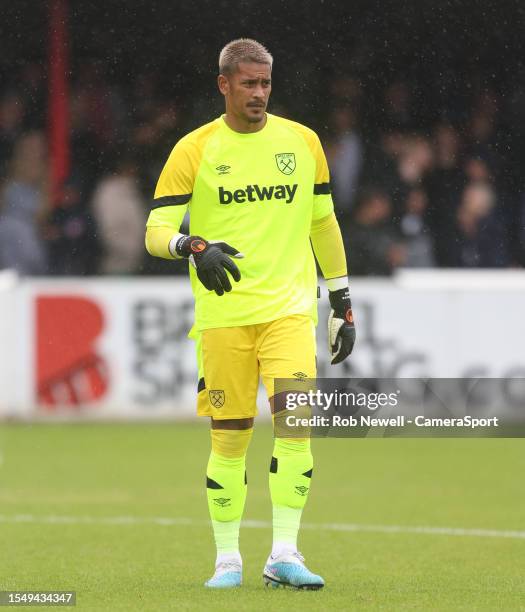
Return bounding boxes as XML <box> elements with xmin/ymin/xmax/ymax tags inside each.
<box><xmin>245</xmin><ymin>107</ymin><xmax>266</xmax><ymax>123</ymax></box>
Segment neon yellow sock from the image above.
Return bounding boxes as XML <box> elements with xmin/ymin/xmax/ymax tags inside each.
<box><xmin>269</xmin><ymin>438</ymin><xmax>313</xmax><ymax>549</ymax></box>
<box><xmin>207</xmin><ymin>452</ymin><xmax>247</xmax><ymax>555</ymax></box>
<box><xmin>206</xmin><ymin>428</ymin><xmax>252</xmax><ymax>558</ymax></box>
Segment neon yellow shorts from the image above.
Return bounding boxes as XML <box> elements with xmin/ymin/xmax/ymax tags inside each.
<box><xmin>195</xmin><ymin>314</ymin><xmax>317</xmax><ymax>420</ymax></box>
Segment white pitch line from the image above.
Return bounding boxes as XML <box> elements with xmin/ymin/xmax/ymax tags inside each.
<box><xmin>0</xmin><ymin>514</ymin><xmax>524</xmax><ymax>540</ymax></box>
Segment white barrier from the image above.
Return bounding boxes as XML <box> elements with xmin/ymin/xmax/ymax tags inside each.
<box><xmin>0</xmin><ymin>271</ymin><xmax>18</xmax><ymax>414</ymax></box>
<box><xmin>0</xmin><ymin>271</ymin><xmax>524</xmax><ymax>420</ymax></box>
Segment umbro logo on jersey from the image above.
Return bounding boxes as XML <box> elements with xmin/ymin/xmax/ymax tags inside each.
<box><xmin>219</xmin><ymin>184</ymin><xmax>298</xmax><ymax>205</ymax></box>
<box><xmin>216</xmin><ymin>165</ymin><xmax>231</xmax><ymax>175</ymax></box>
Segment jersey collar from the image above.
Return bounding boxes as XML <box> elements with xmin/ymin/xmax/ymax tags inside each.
<box><xmin>220</xmin><ymin>113</ymin><xmax>271</xmax><ymax>137</ymax></box>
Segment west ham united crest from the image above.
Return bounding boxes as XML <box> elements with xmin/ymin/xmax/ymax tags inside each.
<box><xmin>275</xmin><ymin>152</ymin><xmax>296</xmax><ymax>175</ymax></box>
<box><xmin>209</xmin><ymin>389</ymin><xmax>225</xmax><ymax>408</ymax></box>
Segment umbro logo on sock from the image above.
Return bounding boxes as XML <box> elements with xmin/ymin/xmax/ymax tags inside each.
<box><xmin>213</xmin><ymin>497</ymin><xmax>232</xmax><ymax>507</ymax></box>
<box><xmin>295</xmin><ymin>485</ymin><xmax>309</xmax><ymax>496</ymax></box>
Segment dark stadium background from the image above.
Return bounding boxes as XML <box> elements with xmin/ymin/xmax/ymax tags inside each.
<box><xmin>4</xmin><ymin>1</ymin><xmax>523</xmax><ymax>126</ymax></box>
<box><xmin>1</xmin><ymin>0</ymin><xmax>525</xmax><ymax>275</ymax></box>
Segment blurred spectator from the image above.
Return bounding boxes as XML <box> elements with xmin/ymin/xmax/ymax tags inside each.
<box><xmin>443</xmin><ymin>182</ymin><xmax>509</xmax><ymax>268</ymax></box>
<box><xmin>468</xmin><ymin>93</ymin><xmax>498</xmax><ymax>148</ymax></box>
<box><xmin>465</xmin><ymin>91</ymin><xmax>505</xmax><ymax>187</ymax></box>
<box><xmin>399</xmin><ymin>188</ymin><xmax>435</xmax><ymax>267</ymax></box>
<box><xmin>426</xmin><ymin>123</ymin><xmax>466</xmax><ymax>266</ymax></box>
<box><xmin>359</xmin><ymin>127</ymin><xmax>406</xmax><ymax>205</ymax></box>
<box><xmin>74</xmin><ymin>63</ymin><xmax>127</xmax><ymax>151</ymax></box>
<box><xmin>383</xmin><ymin>81</ymin><xmax>414</xmax><ymax>131</ymax></box>
<box><xmin>0</xmin><ymin>92</ymin><xmax>25</xmax><ymax>181</ymax></box>
<box><xmin>397</xmin><ymin>135</ymin><xmax>434</xmax><ymax>188</ymax></box>
<box><xmin>464</xmin><ymin>155</ymin><xmax>492</xmax><ymax>183</ymax></box>
<box><xmin>325</xmin><ymin>106</ymin><xmax>363</xmax><ymax>214</ymax></box>
<box><xmin>69</xmin><ymin>88</ymin><xmax>109</xmax><ymax>194</ymax></box>
<box><xmin>360</xmin><ymin>131</ymin><xmax>434</xmax><ymax>224</ymax></box>
<box><xmin>91</xmin><ymin>156</ymin><xmax>146</xmax><ymax>274</ymax></box>
<box><xmin>346</xmin><ymin>188</ymin><xmax>406</xmax><ymax>275</ymax></box>
<box><xmin>0</xmin><ymin>131</ymin><xmax>49</xmax><ymax>275</ymax></box>
<box><xmin>462</xmin><ymin>152</ymin><xmax>515</xmax><ymax>254</ymax></box>
<box><xmin>434</xmin><ymin>123</ymin><xmax>463</xmax><ymax>172</ymax></box>
<box><xmin>46</xmin><ymin>177</ymin><xmax>100</xmax><ymax>276</ymax></box>
<box><xmin>44</xmin><ymin>87</ymin><xmax>108</xmax><ymax>276</ymax></box>
<box><xmin>133</xmin><ymin>100</ymin><xmax>181</xmax><ymax>196</ymax></box>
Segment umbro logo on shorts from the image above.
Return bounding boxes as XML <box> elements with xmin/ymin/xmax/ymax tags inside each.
<box><xmin>293</xmin><ymin>371</ymin><xmax>308</xmax><ymax>381</ymax></box>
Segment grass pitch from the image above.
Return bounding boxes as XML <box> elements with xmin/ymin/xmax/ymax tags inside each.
<box><xmin>0</xmin><ymin>423</ymin><xmax>524</xmax><ymax>611</ymax></box>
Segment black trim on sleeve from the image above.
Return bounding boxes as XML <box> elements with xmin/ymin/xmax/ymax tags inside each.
<box><xmin>313</xmin><ymin>182</ymin><xmax>331</xmax><ymax>195</ymax></box>
<box><xmin>151</xmin><ymin>194</ymin><xmax>192</xmax><ymax>209</ymax></box>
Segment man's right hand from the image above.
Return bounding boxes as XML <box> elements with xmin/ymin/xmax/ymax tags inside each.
<box><xmin>174</xmin><ymin>235</ymin><xmax>243</xmax><ymax>296</ymax></box>
<box><xmin>328</xmin><ymin>287</ymin><xmax>356</xmax><ymax>364</ymax></box>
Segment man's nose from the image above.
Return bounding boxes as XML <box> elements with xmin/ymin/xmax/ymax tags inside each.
<box><xmin>252</xmin><ymin>84</ymin><xmax>265</xmax><ymax>98</ymax></box>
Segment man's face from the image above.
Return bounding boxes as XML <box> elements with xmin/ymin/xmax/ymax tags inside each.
<box><xmin>218</xmin><ymin>62</ymin><xmax>272</xmax><ymax>124</ymax></box>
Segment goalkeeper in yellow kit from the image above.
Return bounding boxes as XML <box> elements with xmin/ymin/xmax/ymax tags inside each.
<box><xmin>145</xmin><ymin>38</ymin><xmax>355</xmax><ymax>590</ymax></box>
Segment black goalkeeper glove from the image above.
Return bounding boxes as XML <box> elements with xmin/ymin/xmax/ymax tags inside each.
<box><xmin>328</xmin><ymin>287</ymin><xmax>356</xmax><ymax>364</ymax></box>
<box><xmin>175</xmin><ymin>235</ymin><xmax>243</xmax><ymax>296</ymax></box>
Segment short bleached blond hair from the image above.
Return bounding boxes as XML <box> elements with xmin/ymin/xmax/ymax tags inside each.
<box><xmin>219</xmin><ymin>38</ymin><xmax>273</xmax><ymax>75</ymax></box>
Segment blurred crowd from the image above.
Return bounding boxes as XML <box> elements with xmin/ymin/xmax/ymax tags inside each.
<box><xmin>325</xmin><ymin>80</ymin><xmax>524</xmax><ymax>274</ymax></box>
<box><xmin>1</xmin><ymin>62</ymin><xmax>525</xmax><ymax>277</ymax></box>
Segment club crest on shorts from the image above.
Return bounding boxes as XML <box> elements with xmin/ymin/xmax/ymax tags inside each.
<box><xmin>209</xmin><ymin>389</ymin><xmax>225</xmax><ymax>408</ymax></box>
<box><xmin>275</xmin><ymin>152</ymin><xmax>296</xmax><ymax>175</ymax></box>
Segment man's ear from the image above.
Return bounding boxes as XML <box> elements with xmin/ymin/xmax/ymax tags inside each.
<box><xmin>218</xmin><ymin>74</ymin><xmax>229</xmax><ymax>95</ymax></box>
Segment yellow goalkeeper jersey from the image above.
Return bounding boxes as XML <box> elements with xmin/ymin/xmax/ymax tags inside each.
<box><xmin>146</xmin><ymin>113</ymin><xmax>334</xmax><ymax>331</ymax></box>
